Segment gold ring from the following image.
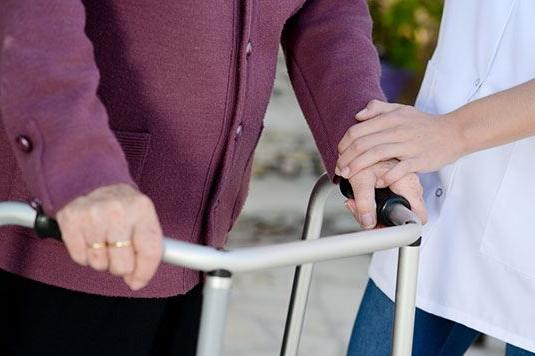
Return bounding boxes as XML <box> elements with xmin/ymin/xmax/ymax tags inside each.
<box><xmin>88</xmin><ymin>242</ymin><xmax>107</xmax><ymax>249</ymax></box>
<box><xmin>108</xmin><ymin>240</ymin><xmax>132</xmax><ymax>248</ymax></box>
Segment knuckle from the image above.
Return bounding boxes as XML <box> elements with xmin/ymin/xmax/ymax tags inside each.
<box><xmin>391</xmin><ymin>126</ymin><xmax>404</xmax><ymax>137</ymax></box>
<box><xmin>350</xmin><ymin>140</ymin><xmax>362</xmax><ymax>153</ymax></box>
<box><xmin>348</xmin><ymin>126</ymin><xmax>360</xmax><ymax>139</ymax></box>
<box><xmin>371</xmin><ymin>147</ymin><xmax>385</xmax><ymax>158</ymax></box>
<box><xmin>107</xmin><ymin>200</ymin><xmax>125</xmax><ymax>212</ymax></box>
<box><xmin>88</xmin><ymin>205</ymin><xmax>102</xmax><ymax>220</ymax></box>
<box><xmin>348</xmin><ymin>161</ymin><xmax>362</xmax><ymax>175</ymax></box>
<box><xmin>106</xmin><ymin>202</ymin><xmax>126</xmax><ymax>221</ymax></box>
<box><xmin>136</xmin><ymin>195</ymin><xmax>153</xmax><ymax>208</ymax></box>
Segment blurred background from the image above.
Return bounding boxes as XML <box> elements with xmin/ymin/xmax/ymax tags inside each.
<box><xmin>223</xmin><ymin>1</ymin><xmax>503</xmax><ymax>355</ymax></box>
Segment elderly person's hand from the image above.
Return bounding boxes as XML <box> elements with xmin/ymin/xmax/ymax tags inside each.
<box><xmin>343</xmin><ymin>159</ymin><xmax>427</xmax><ymax>229</ymax></box>
<box><xmin>56</xmin><ymin>184</ymin><xmax>163</xmax><ymax>291</ymax></box>
<box><xmin>336</xmin><ymin>100</ymin><xmax>463</xmax><ymax>187</ymax></box>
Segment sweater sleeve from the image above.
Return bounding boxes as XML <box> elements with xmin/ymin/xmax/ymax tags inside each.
<box><xmin>0</xmin><ymin>0</ymin><xmax>135</xmax><ymax>216</ymax></box>
<box><xmin>281</xmin><ymin>0</ymin><xmax>385</xmax><ymax>181</ymax></box>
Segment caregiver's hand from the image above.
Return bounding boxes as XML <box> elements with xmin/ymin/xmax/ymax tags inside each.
<box><xmin>343</xmin><ymin>159</ymin><xmax>427</xmax><ymax>229</ymax></box>
<box><xmin>336</xmin><ymin>100</ymin><xmax>464</xmax><ymax>186</ymax></box>
<box><xmin>56</xmin><ymin>184</ymin><xmax>163</xmax><ymax>291</ymax></box>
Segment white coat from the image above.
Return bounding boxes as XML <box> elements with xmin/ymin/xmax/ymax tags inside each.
<box><xmin>368</xmin><ymin>0</ymin><xmax>535</xmax><ymax>351</ymax></box>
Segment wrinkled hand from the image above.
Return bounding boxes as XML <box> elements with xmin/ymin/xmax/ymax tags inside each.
<box><xmin>56</xmin><ymin>184</ymin><xmax>163</xmax><ymax>291</ymax></box>
<box><xmin>343</xmin><ymin>160</ymin><xmax>427</xmax><ymax>229</ymax></box>
<box><xmin>336</xmin><ymin>100</ymin><xmax>463</xmax><ymax>186</ymax></box>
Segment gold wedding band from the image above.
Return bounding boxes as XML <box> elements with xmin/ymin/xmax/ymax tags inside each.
<box><xmin>108</xmin><ymin>240</ymin><xmax>132</xmax><ymax>248</ymax></box>
<box><xmin>88</xmin><ymin>242</ymin><xmax>107</xmax><ymax>249</ymax></box>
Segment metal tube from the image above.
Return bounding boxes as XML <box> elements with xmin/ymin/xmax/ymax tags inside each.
<box><xmin>163</xmin><ymin>221</ymin><xmax>420</xmax><ymax>273</ymax></box>
<box><xmin>391</xmin><ymin>243</ymin><xmax>420</xmax><ymax>356</ymax></box>
<box><xmin>0</xmin><ymin>201</ymin><xmax>421</xmax><ymax>274</ymax></box>
<box><xmin>0</xmin><ymin>202</ymin><xmax>37</xmax><ymax>228</ymax></box>
<box><xmin>281</xmin><ymin>174</ymin><xmax>334</xmax><ymax>356</ymax></box>
<box><xmin>197</xmin><ymin>271</ymin><xmax>233</xmax><ymax>356</ymax></box>
<box><xmin>389</xmin><ymin>204</ymin><xmax>421</xmax><ymax>226</ymax></box>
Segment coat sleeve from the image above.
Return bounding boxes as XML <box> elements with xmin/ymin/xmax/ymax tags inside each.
<box><xmin>0</xmin><ymin>1</ymin><xmax>135</xmax><ymax>216</ymax></box>
<box><xmin>281</xmin><ymin>0</ymin><xmax>385</xmax><ymax>180</ymax></box>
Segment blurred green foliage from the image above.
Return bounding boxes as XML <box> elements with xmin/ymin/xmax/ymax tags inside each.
<box><xmin>369</xmin><ymin>0</ymin><xmax>444</xmax><ymax>72</ymax></box>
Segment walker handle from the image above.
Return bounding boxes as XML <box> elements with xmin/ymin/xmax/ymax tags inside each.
<box><xmin>33</xmin><ymin>209</ymin><xmax>61</xmax><ymax>240</ymax></box>
<box><xmin>339</xmin><ymin>178</ymin><xmax>411</xmax><ymax>226</ymax></box>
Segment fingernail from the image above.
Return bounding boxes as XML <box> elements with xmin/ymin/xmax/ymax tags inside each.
<box><xmin>360</xmin><ymin>213</ymin><xmax>375</xmax><ymax>229</ymax></box>
<box><xmin>356</xmin><ymin>108</ymin><xmax>368</xmax><ymax>118</ymax></box>
<box><xmin>341</xmin><ymin>167</ymin><xmax>350</xmax><ymax>178</ymax></box>
<box><xmin>335</xmin><ymin>166</ymin><xmax>341</xmax><ymax>175</ymax></box>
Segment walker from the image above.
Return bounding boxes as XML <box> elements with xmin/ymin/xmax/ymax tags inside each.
<box><xmin>0</xmin><ymin>174</ymin><xmax>422</xmax><ymax>356</ymax></box>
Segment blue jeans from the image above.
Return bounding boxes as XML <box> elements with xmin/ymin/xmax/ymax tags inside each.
<box><xmin>347</xmin><ymin>280</ymin><xmax>533</xmax><ymax>356</ymax></box>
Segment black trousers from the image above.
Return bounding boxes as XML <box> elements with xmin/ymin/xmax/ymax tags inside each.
<box><xmin>0</xmin><ymin>269</ymin><xmax>202</xmax><ymax>356</ymax></box>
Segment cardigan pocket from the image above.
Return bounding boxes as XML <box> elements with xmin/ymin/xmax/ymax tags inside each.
<box><xmin>112</xmin><ymin>130</ymin><xmax>151</xmax><ymax>184</ymax></box>
<box><xmin>7</xmin><ymin>130</ymin><xmax>151</xmax><ymax>208</ymax></box>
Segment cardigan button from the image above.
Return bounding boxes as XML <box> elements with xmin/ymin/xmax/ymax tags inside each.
<box><xmin>30</xmin><ymin>198</ymin><xmax>42</xmax><ymax>210</ymax></box>
<box><xmin>16</xmin><ymin>135</ymin><xmax>33</xmax><ymax>153</ymax></box>
<box><xmin>245</xmin><ymin>41</ymin><xmax>253</xmax><ymax>57</ymax></box>
<box><xmin>235</xmin><ymin>124</ymin><xmax>243</xmax><ymax>137</ymax></box>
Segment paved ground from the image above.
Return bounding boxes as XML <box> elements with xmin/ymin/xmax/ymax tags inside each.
<box><xmin>220</xmin><ymin>52</ymin><xmax>504</xmax><ymax>356</ymax></box>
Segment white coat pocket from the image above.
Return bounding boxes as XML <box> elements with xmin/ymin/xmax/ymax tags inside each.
<box><xmin>480</xmin><ymin>138</ymin><xmax>535</xmax><ymax>280</ymax></box>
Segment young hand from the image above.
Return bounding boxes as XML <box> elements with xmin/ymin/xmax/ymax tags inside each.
<box><xmin>336</xmin><ymin>100</ymin><xmax>464</xmax><ymax>186</ymax></box>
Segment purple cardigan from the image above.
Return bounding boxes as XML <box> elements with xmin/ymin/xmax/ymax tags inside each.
<box><xmin>0</xmin><ymin>0</ymin><xmax>384</xmax><ymax>297</ymax></box>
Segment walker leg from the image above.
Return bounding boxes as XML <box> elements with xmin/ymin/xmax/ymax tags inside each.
<box><xmin>197</xmin><ymin>270</ymin><xmax>232</xmax><ymax>356</ymax></box>
<box><xmin>281</xmin><ymin>263</ymin><xmax>315</xmax><ymax>356</ymax></box>
<box><xmin>391</xmin><ymin>239</ymin><xmax>421</xmax><ymax>356</ymax></box>
<box><xmin>281</xmin><ymin>174</ymin><xmax>334</xmax><ymax>356</ymax></box>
